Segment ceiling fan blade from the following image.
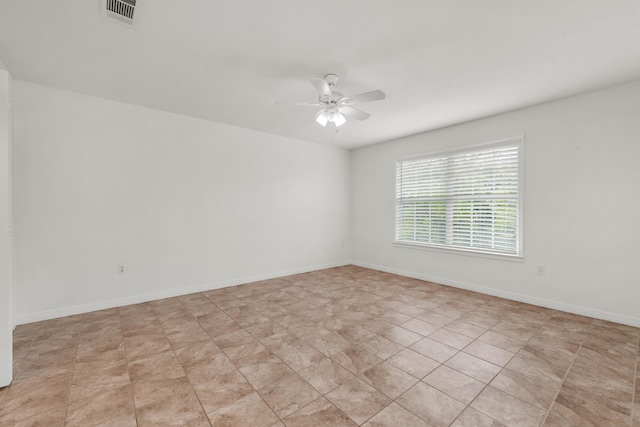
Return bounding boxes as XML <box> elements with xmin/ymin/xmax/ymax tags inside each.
<box><xmin>276</xmin><ymin>101</ymin><xmax>323</xmax><ymax>106</ymax></box>
<box><xmin>342</xmin><ymin>90</ymin><xmax>386</xmax><ymax>104</ymax></box>
<box><xmin>310</xmin><ymin>78</ymin><xmax>332</xmax><ymax>97</ymax></box>
<box><xmin>339</xmin><ymin>106</ymin><xmax>371</xmax><ymax>121</ymax></box>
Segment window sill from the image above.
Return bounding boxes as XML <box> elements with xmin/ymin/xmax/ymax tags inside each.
<box><xmin>392</xmin><ymin>241</ymin><xmax>524</xmax><ymax>263</ymax></box>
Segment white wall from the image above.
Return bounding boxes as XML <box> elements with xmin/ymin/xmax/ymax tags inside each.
<box><xmin>0</xmin><ymin>66</ymin><xmax>13</xmax><ymax>386</ymax></box>
<box><xmin>13</xmin><ymin>78</ymin><xmax>640</xmax><ymax>328</ymax></box>
<box><xmin>13</xmin><ymin>81</ymin><xmax>351</xmax><ymax>324</ymax></box>
<box><xmin>352</xmin><ymin>80</ymin><xmax>640</xmax><ymax>327</ymax></box>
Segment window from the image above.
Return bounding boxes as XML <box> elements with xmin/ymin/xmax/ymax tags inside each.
<box><xmin>395</xmin><ymin>138</ymin><xmax>522</xmax><ymax>257</ymax></box>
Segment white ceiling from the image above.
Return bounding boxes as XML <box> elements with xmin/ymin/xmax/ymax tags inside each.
<box><xmin>1</xmin><ymin>1</ymin><xmax>639</xmax><ymax>149</ymax></box>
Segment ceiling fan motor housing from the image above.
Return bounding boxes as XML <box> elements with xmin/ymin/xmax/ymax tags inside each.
<box><xmin>319</xmin><ymin>74</ymin><xmax>342</xmax><ymax>105</ymax></box>
<box><xmin>319</xmin><ymin>91</ymin><xmax>343</xmax><ymax>105</ymax></box>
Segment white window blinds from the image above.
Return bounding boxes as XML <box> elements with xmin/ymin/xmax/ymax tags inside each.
<box><xmin>395</xmin><ymin>139</ymin><xmax>522</xmax><ymax>256</ymax></box>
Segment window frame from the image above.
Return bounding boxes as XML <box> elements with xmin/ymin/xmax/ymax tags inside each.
<box><xmin>393</xmin><ymin>137</ymin><xmax>524</xmax><ymax>260</ymax></box>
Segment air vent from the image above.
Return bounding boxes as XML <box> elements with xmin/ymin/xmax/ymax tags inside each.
<box><xmin>104</xmin><ymin>0</ymin><xmax>137</xmax><ymax>25</ymax></box>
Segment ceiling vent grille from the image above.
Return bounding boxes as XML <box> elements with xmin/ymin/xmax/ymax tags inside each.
<box><xmin>104</xmin><ymin>0</ymin><xmax>137</xmax><ymax>25</ymax></box>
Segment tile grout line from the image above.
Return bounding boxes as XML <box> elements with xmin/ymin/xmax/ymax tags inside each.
<box><xmin>272</xmin><ymin>277</ymin><xmax>410</xmax><ymax>425</ymax></box>
<box><xmin>218</xmin><ymin>295</ymin><xmax>286</xmax><ymax>423</ymax></box>
<box><xmin>631</xmin><ymin>329</ymin><xmax>639</xmax><ymax>426</ymax></box>
<box><xmin>325</xmin><ymin>282</ymin><xmax>408</xmax><ymax>426</ymax></box>
<box><xmin>450</xmin><ymin>304</ymin><xmax>574</xmax><ymax>424</ymax></box>
<box><xmin>164</xmin><ymin>294</ymin><xmax>215</xmax><ymax>426</ymax></box>
<box><xmin>391</xmin><ymin>299</ymin><xmax>509</xmax><ymax>426</ymax></box>
<box><xmin>215</xmin><ymin>282</ymin><xmax>344</xmax><ymax>424</ymax></box>
<box><xmin>120</xmin><ymin>306</ymin><xmax>143</xmax><ymax>427</ymax></box>
<box><xmin>248</xmin><ymin>281</ymin><xmax>361</xmax><ymax>425</ymax></box>
<box><xmin>200</xmin><ymin>288</ymin><xmax>263</xmax><ymax>415</ymax></box>
<box><xmin>200</xmin><ymin>290</ymin><xmax>286</xmax><ymax>424</ymax></box>
<box><xmin>14</xmin><ymin>325</ymin><xmax>39</xmax><ymax>386</ymax></box>
<box><xmin>6</xmin><ymin>322</ymin><xmax>46</xmax><ymax>424</ymax></box>
<box><xmin>255</xmin><ymin>279</ymin><xmax>366</xmax><ymax>425</ymax></box>
<box><xmin>430</xmin><ymin>300</ymin><xmax>529</xmax><ymax>424</ymax></box>
<box><xmin>539</xmin><ymin>317</ymin><xmax>594</xmax><ymax>426</ymax></box>
<box><xmin>446</xmin><ymin>304</ymin><xmax>529</xmax><ymax>426</ymax></box>
<box><xmin>59</xmin><ymin>318</ymin><xmax>81</xmax><ymax>427</ymax></box>
<box><xmin>391</xmin><ymin>345</ymin><xmax>489</xmax><ymax>426</ymax></box>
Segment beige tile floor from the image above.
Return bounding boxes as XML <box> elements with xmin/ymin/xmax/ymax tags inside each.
<box><xmin>1</xmin><ymin>265</ymin><xmax>639</xmax><ymax>426</ymax></box>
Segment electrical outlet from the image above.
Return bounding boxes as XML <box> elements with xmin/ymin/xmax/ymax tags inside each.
<box><xmin>536</xmin><ymin>265</ymin><xmax>546</xmax><ymax>275</ymax></box>
<box><xmin>118</xmin><ymin>264</ymin><xmax>126</xmax><ymax>274</ymax></box>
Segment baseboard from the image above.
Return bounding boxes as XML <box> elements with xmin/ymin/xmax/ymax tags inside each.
<box><xmin>16</xmin><ymin>261</ymin><xmax>350</xmax><ymax>325</ymax></box>
<box><xmin>17</xmin><ymin>260</ymin><xmax>640</xmax><ymax>328</ymax></box>
<box><xmin>352</xmin><ymin>261</ymin><xmax>640</xmax><ymax>328</ymax></box>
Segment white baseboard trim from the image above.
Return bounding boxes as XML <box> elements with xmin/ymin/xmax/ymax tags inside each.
<box><xmin>17</xmin><ymin>260</ymin><xmax>640</xmax><ymax>328</ymax></box>
<box><xmin>16</xmin><ymin>261</ymin><xmax>350</xmax><ymax>325</ymax></box>
<box><xmin>352</xmin><ymin>261</ymin><xmax>640</xmax><ymax>328</ymax></box>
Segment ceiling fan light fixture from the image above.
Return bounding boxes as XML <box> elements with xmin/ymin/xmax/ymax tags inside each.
<box><xmin>320</xmin><ymin>107</ymin><xmax>345</xmax><ymax>127</ymax></box>
<box><xmin>315</xmin><ymin>111</ymin><xmax>329</xmax><ymax>127</ymax></box>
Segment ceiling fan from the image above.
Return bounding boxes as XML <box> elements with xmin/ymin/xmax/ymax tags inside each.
<box><xmin>282</xmin><ymin>74</ymin><xmax>385</xmax><ymax>127</ymax></box>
